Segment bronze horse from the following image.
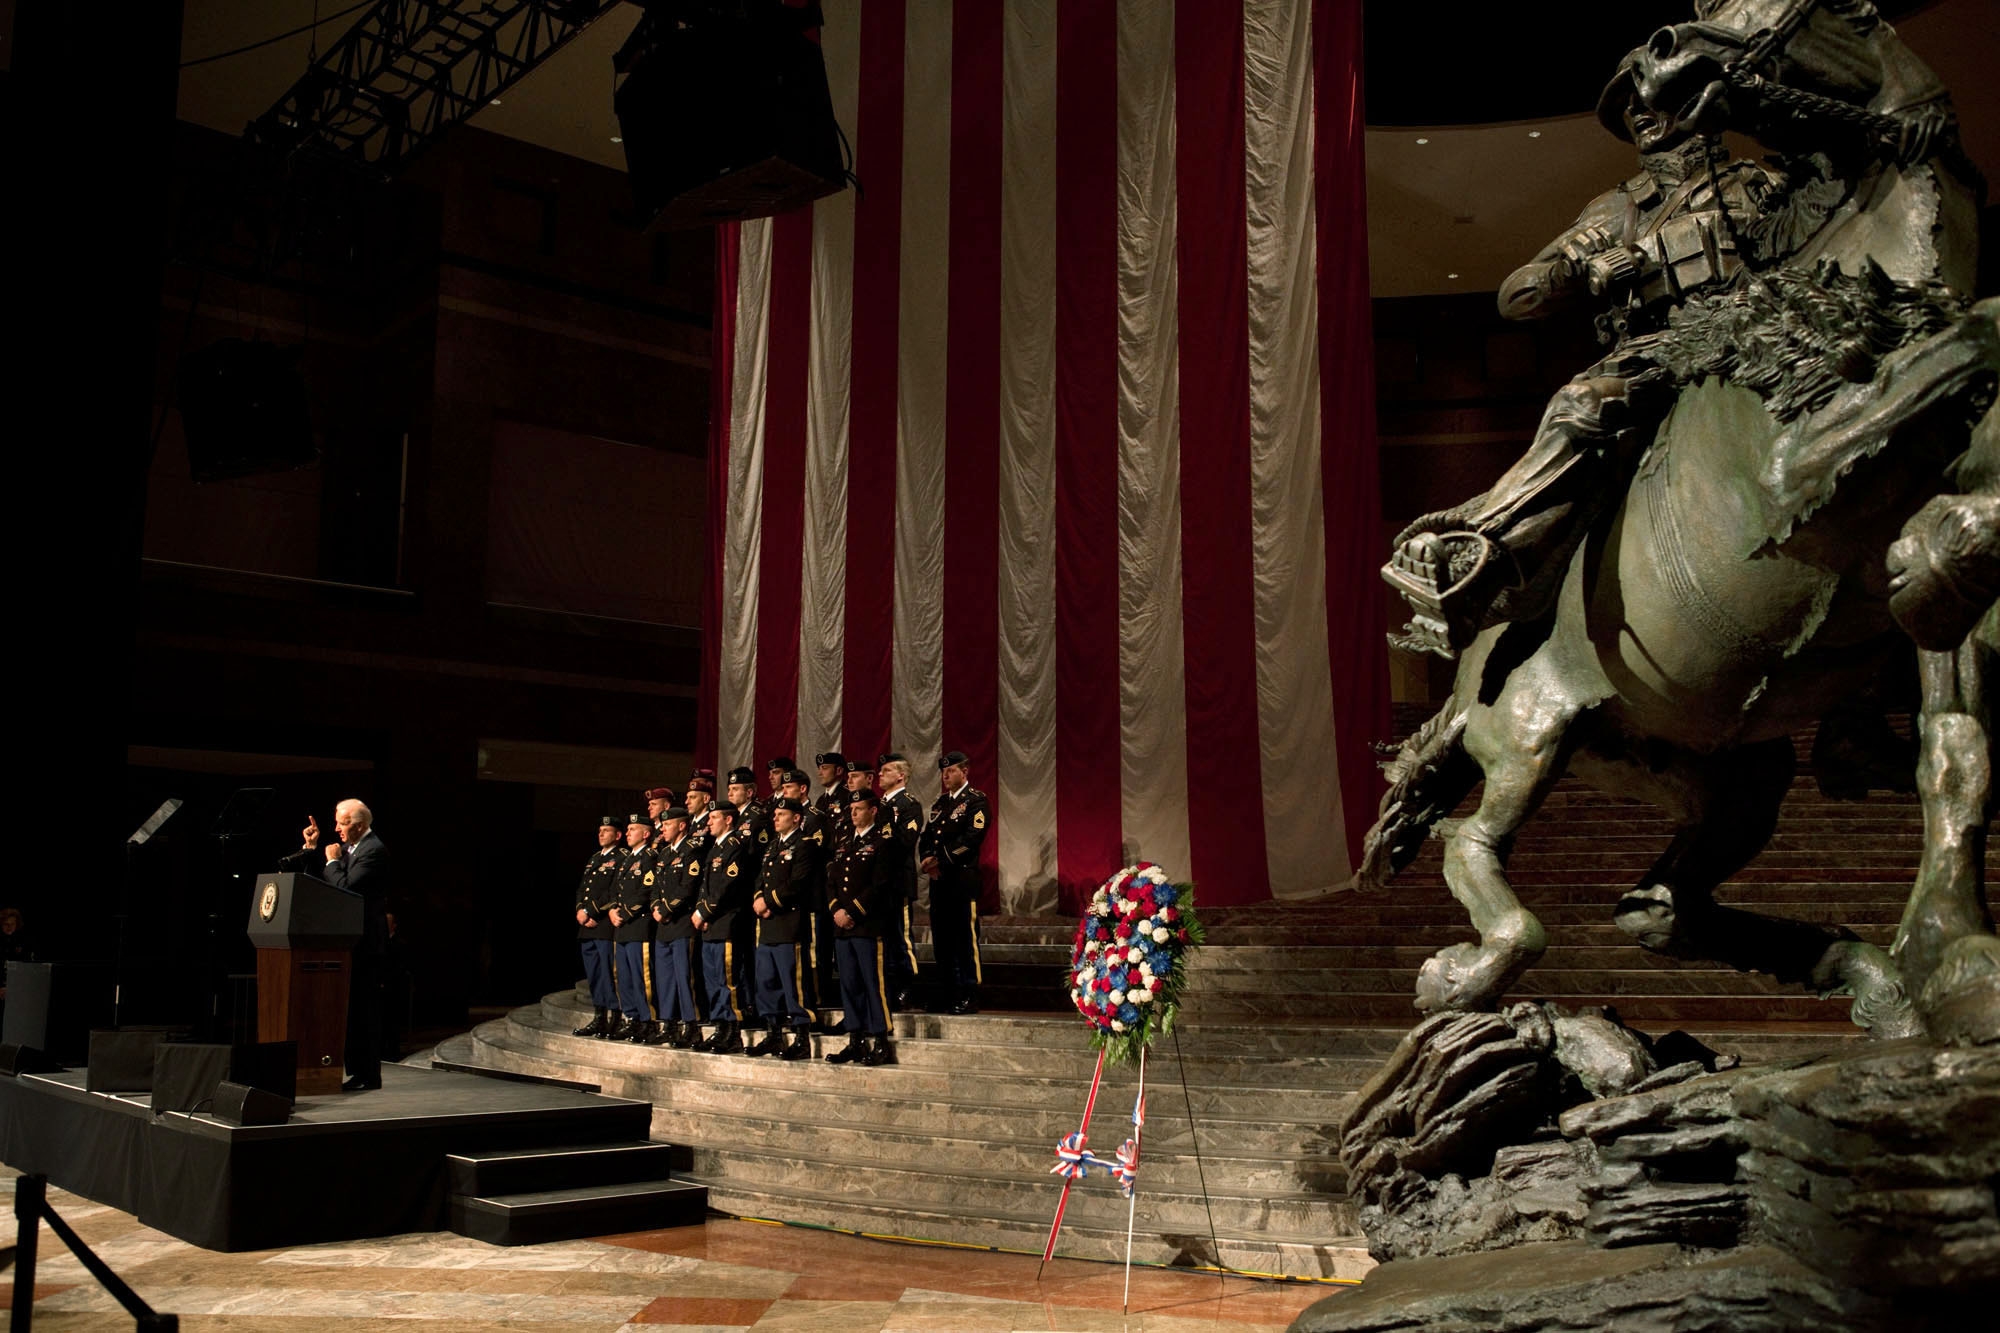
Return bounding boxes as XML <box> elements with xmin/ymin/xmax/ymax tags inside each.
<box><xmin>1361</xmin><ymin>0</ymin><xmax>1997</xmax><ymax>1037</ymax></box>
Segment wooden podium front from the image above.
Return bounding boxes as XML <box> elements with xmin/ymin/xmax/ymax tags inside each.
<box><xmin>247</xmin><ymin>871</ymin><xmax>363</xmax><ymax>1096</ymax></box>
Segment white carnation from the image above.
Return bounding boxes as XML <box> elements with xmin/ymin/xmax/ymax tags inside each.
<box><xmin>1139</xmin><ymin>963</ymin><xmax>1154</xmax><ymax>979</ymax></box>
<box><xmin>1133</xmin><ymin>988</ymin><xmax>1152</xmax><ymax>1004</ymax></box>
<box><xmin>1126</xmin><ymin>947</ymin><xmax>1143</xmax><ymax>963</ymax></box>
<box><xmin>1084</xmin><ymin>940</ymin><xmax>1099</xmax><ymax>954</ymax></box>
<box><xmin>1152</xmin><ymin>927</ymin><xmax>1170</xmax><ymax>943</ymax></box>
<box><xmin>1110</xmin><ymin>989</ymin><xmax>1125</xmax><ymax>1004</ymax></box>
<box><xmin>1111</xmin><ymin>1020</ymin><xmax>1127</xmax><ymax>1032</ymax></box>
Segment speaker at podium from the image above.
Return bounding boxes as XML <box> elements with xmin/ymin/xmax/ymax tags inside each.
<box><xmin>246</xmin><ymin>871</ymin><xmax>362</xmax><ymax>1096</ymax></box>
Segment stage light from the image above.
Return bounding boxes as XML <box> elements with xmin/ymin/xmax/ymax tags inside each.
<box><xmin>1415</xmin><ymin>137</ymin><xmax>1429</xmax><ymax>144</ymax></box>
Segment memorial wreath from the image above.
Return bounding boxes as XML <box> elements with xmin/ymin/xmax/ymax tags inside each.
<box><xmin>1066</xmin><ymin>862</ymin><xmax>1205</xmax><ymax>1066</ymax></box>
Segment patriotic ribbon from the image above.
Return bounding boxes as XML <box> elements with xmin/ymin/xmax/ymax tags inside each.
<box><xmin>1112</xmin><ymin>1138</ymin><xmax>1140</xmax><ymax>1196</ymax></box>
<box><xmin>1051</xmin><ymin>1132</ymin><xmax>1119</xmax><ymax>1181</ymax></box>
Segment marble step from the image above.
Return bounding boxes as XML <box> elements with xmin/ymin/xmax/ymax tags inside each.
<box><xmin>975</xmin><ymin>941</ymin><xmax>1904</xmax><ymax>971</ymax></box>
<box><xmin>701</xmin><ymin>1178</ymin><xmax>1372</xmax><ymax>1279</ymax></box>
<box><xmin>975</xmin><ymin>922</ymin><xmax>1902</xmax><ymax>947</ymax></box>
<box><xmin>688</xmin><ymin>1141</ymin><xmax>1355</xmax><ymax>1238</ymax></box>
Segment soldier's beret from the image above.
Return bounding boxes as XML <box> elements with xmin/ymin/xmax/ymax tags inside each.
<box><xmin>878</xmin><ymin>751</ymin><xmax>907</xmax><ymax>769</ymax></box>
<box><xmin>687</xmin><ymin>770</ymin><xmax>716</xmax><ymax>794</ymax></box>
<box><xmin>784</xmin><ymin>769</ymin><xmax>811</xmax><ymax>787</ymax></box>
<box><xmin>772</xmin><ymin>796</ymin><xmax>807</xmax><ymax>814</ymax></box>
<box><xmin>643</xmin><ymin>786</ymin><xmax>674</xmax><ymax>801</ymax></box>
<box><xmin>726</xmin><ymin>766</ymin><xmax>757</xmax><ymax>787</ymax></box>
<box><xmin>815</xmin><ymin>751</ymin><xmax>847</xmax><ymax>768</ymax></box>
<box><xmin>662</xmin><ymin>806</ymin><xmax>689</xmax><ymax>822</ymax></box>
<box><xmin>767</xmin><ymin>755</ymin><xmax>795</xmax><ymax>772</ymax></box>
<box><xmin>625</xmin><ymin>812</ymin><xmax>651</xmax><ymax>827</ymax></box>
<box><xmin>598</xmin><ymin>815</ymin><xmax>620</xmax><ymax>828</ymax></box>
<box><xmin>846</xmin><ymin>787</ymin><xmax>880</xmax><ymax>807</ymax></box>
<box><xmin>709</xmin><ymin>801</ymin><xmax>739</xmax><ymax>821</ymax></box>
<box><xmin>848</xmin><ymin>756</ymin><xmax>876</xmax><ymax>773</ymax></box>
<box><xmin>939</xmin><ymin>750</ymin><xmax>970</xmax><ymax>770</ymax></box>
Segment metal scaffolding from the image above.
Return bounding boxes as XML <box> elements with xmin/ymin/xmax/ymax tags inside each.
<box><xmin>247</xmin><ymin>0</ymin><xmax>623</xmax><ymax>172</ymax></box>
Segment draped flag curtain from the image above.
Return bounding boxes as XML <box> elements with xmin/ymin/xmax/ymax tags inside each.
<box><xmin>697</xmin><ymin>0</ymin><xmax>1388</xmax><ymax>913</ymax></box>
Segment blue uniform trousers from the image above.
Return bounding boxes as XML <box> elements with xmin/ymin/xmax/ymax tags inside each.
<box><xmin>651</xmin><ymin>937</ymin><xmax>698</xmax><ymax>1021</ymax></box>
<box><xmin>753</xmin><ymin>942</ymin><xmax>814</xmax><ymax>1026</ymax></box>
<box><xmin>834</xmin><ymin>936</ymin><xmax>889</xmax><ymax>1036</ymax></box>
<box><xmin>579</xmin><ymin>938</ymin><xmax>616</xmax><ymax>1008</ymax></box>
<box><xmin>613</xmin><ymin>939</ymin><xmax>651</xmax><ymax>1020</ymax></box>
<box><xmin>701</xmin><ymin>937</ymin><xmax>745</xmax><ymax>1022</ymax></box>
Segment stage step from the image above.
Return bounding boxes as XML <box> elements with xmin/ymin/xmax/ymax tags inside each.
<box><xmin>445</xmin><ymin>1140</ymin><xmax>692</xmax><ymax>1196</ymax></box>
<box><xmin>447</xmin><ymin>1177</ymin><xmax>709</xmax><ymax>1247</ymax></box>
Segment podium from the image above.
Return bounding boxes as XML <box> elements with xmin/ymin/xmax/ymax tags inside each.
<box><xmin>246</xmin><ymin>871</ymin><xmax>363</xmax><ymax>1095</ymax></box>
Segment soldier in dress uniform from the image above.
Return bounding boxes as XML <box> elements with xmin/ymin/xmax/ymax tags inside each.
<box><xmin>813</xmin><ymin>752</ymin><xmax>850</xmax><ymax>844</ymax></box>
<box><xmin>680</xmin><ymin>769</ymin><xmax>717</xmax><ymax>1018</ymax></box>
<box><xmin>691</xmin><ymin>801</ymin><xmax>760</xmax><ymax>1053</ymax></box>
<box><xmin>607</xmin><ymin>814</ymin><xmax>659</xmax><ymax>1040</ymax></box>
<box><xmin>826</xmin><ymin>788</ymin><xmax>897</xmax><ymax>1065</ymax></box>
<box><xmin>765</xmin><ymin>756</ymin><xmax>795</xmax><ymax>802</ymax></box>
<box><xmin>644</xmin><ymin>786</ymin><xmax>675</xmax><ymax>825</ymax></box>
<box><xmin>646</xmin><ymin>806</ymin><xmax>702</xmax><ymax>1048</ymax></box>
<box><xmin>747</xmin><ymin>797</ymin><xmax>820</xmax><ymax>1059</ymax></box>
<box><xmin>572</xmin><ymin>815</ymin><xmax>625</xmax><ymax>1036</ymax></box>
<box><xmin>723</xmin><ymin>767</ymin><xmax>772</xmax><ymax>1011</ymax></box>
<box><xmin>919</xmin><ymin>750</ymin><xmax>988</xmax><ymax>1015</ymax></box>
<box><xmin>780</xmin><ymin>767</ymin><xmax>838</xmax><ymax>1013</ymax></box>
<box><xmin>877</xmin><ymin>753</ymin><xmax>924</xmax><ymax>1010</ymax></box>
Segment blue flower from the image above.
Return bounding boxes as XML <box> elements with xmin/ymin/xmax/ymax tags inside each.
<box><xmin>1155</xmin><ymin>887</ymin><xmax>1177</xmax><ymax>905</ymax></box>
<box><xmin>1154</xmin><ymin>958</ymin><xmax>1172</xmax><ymax>975</ymax></box>
<box><xmin>1119</xmin><ymin>1004</ymin><xmax>1140</xmax><ymax>1023</ymax></box>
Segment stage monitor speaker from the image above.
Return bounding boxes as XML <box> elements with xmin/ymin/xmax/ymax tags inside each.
<box><xmin>86</xmin><ymin>1028</ymin><xmax>171</xmax><ymax>1093</ymax></box>
<box><xmin>0</xmin><ymin>1043</ymin><xmax>58</xmax><ymax>1076</ymax></box>
<box><xmin>613</xmin><ymin>2</ymin><xmax>845</xmax><ymax>230</ymax></box>
<box><xmin>213</xmin><ymin>1080</ymin><xmax>291</xmax><ymax>1126</ymax></box>
<box><xmin>152</xmin><ymin>1040</ymin><xmax>299</xmax><ymax>1114</ymax></box>
<box><xmin>177</xmin><ymin>338</ymin><xmax>316</xmax><ymax>483</ymax></box>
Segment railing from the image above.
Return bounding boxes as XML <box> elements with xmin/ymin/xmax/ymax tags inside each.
<box><xmin>4</xmin><ymin>1175</ymin><xmax>176</xmax><ymax>1332</ymax></box>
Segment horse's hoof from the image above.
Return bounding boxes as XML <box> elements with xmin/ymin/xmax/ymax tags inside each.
<box><xmin>1815</xmin><ymin>940</ymin><xmax>1924</xmax><ymax>1040</ymax></box>
<box><xmin>1415</xmin><ymin>943</ymin><xmax>1504</xmax><ymax>1014</ymax></box>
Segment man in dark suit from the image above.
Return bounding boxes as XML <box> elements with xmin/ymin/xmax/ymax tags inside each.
<box><xmin>285</xmin><ymin>799</ymin><xmax>390</xmax><ymax>1091</ymax></box>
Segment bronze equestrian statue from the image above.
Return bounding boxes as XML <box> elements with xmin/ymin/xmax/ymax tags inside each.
<box><xmin>1364</xmin><ymin>0</ymin><xmax>1997</xmax><ymax>1039</ymax></box>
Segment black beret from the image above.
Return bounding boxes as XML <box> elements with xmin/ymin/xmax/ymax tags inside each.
<box><xmin>725</xmin><ymin>767</ymin><xmax>757</xmax><ymax>787</ymax></box>
<box><xmin>598</xmin><ymin>815</ymin><xmax>620</xmax><ymax>828</ymax></box>
<box><xmin>783</xmin><ymin>769</ymin><xmax>811</xmax><ymax>787</ymax></box>
<box><xmin>772</xmin><ymin>796</ymin><xmax>807</xmax><ymax>814</ymax></box>
<box><xmin>848</xmin><ymin>755</ymin><xmax>876</xmax><ymax>773</ymax></box>
<box><xmin>815</xmin><ymin>751</ymin><xmax>847</xmax><ymax>768</ymax></box>
<box><xmin>708</xmin><ymin>801</ymin><xmax>738</xmax><ymax>821</ymax></box>
<box><xmin>767</xmin><ymin>755</ymin><xmax>795</xmax><ymax>771</ymax></box>
<box><xmin>939</xmin><ymin>750</ymin><xmax>970</xmax><ymax>770</ymax></box>
<box><xmin>662</xmin><ymin>806</ymin><xmax>689</xmax><ymax>822</ymax></box>
<box><xmin>878</xmin><ymin>751</ymin><xmax>907</xmax><ymax>769</ymax></box>
<box><xmin>846</xmin><ymin>787</ymin><xmax>880</xmax><ymax>807</ymax></box>
<box><xmin>625</xmin><ymin>812</ymin><xmax>651</xmax><ymax>827</ymax></box>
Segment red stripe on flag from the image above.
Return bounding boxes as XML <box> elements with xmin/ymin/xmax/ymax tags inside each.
<box><xmin>1053</xmin><ymin>0</ymin><xmax>1122</xmax><ymax>913</ymax></box>
<box><xmin>1313</xmin><ymin>0</ymin><xmax>1390</xmax><ymax>867</ymax></box>
<box><xmin>944</xmin><ymin>0</ymin><xmax>1004</xmax><ymax>905</ymax></box>
<box><xmin>753</xmin><ymin>210</ymin><xmax>815</xmax><ymax>767</ymax></box>
<box><xmin>1175</xmin><ymin>0</ymin><xmax>1269</xmax><ymax>904</ymax></box>
<box><xmin>841</xmin><ymin>0</ymin><xmax>906</xmax><ymax>766</ymax></box>
<box><xmin>697</xmin><ymin>224</ymin><xmax>741</xmax><ymax>773</ymax></box>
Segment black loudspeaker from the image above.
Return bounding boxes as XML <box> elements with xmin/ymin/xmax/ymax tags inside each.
<box><xmin>213</xmin><ymin>1080</ymin><xmax>291</xmax><ymax>1126</ymax></box>
<box><xmin>177</xmin><ymin>338</ymin><xmax>315</xmax><ymax>482</ymax></box>
<box><xmin>12</xmin><ymin>962</ymin><xmax>116</xmax><ymax>1065</ymax></box>
<box><xmin>2</xmin><ymin>960</ymin><xmax>53</xmax><ymax>1050</ymax></box>
<box><xmin>152</xmin><ymin>1041</ymin><xmax>298</xmax><ymax>1113</ymax></box>
<box><xmin>613</xmin><ymin>2</ymin><xmax>845</xmax><ymax>230</ymax></box>
<box><xmin>0</xmin><ymin>1043</ymin><xmax>58</xmax><ymax>1076</ymax></box>
<box><xmin>85</xmin><ymin>1029</ymin><xmax>171</xmax><ymax>1093</ymax></box>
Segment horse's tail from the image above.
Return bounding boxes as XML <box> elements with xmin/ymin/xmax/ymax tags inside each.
<box><xmin>1354</xmin><ymin>703</ymin><xmax>1477</xmax><ymax>892</ymax></box>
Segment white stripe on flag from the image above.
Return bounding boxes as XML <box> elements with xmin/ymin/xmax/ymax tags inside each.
<box><xmin>797</xmin><ymin>1</ymin><xmax>861</xmax><ymax>766</ymax></box>
<box><xmin>719</xmin><ymin>218</ymin><xmax>774</xmax><ymax>774</ymax></box>
<box><xmin>995</xmin><ymin>0</ymin><xmax>1059</xmax><ymax>914</ymax></box>
<box><xmin>893</xmin><ymin>0</ymin><xmax>952</xmax><ymax>811</ymax></box>
<box><xmin>1115</xmin><ymin>0</ymin><xmax>1192</xmax><ymax>877</ymax></box>
<box><xmin>1245</xmin><ymin>0</ymin><xmax>1345</xmax><ymax>895</ymax></box>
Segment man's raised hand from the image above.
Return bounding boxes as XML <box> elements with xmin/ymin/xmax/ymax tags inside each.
<box><xmin>302</xmin><ymin>815</ymin><xmax>321</xmax><ymax>850</ymax></box>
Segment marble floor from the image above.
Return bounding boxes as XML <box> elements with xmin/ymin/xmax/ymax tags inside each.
<box><xmin>0</xmin><ymin>1171</ymin><xmax>1352</xmax><ymax>1331</ymax></box>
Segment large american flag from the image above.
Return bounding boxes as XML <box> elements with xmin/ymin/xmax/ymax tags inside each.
<box><xmin>696</xmin><ymin>0</ymin><xmax>1387</xmax><ymax>912</ymax></box>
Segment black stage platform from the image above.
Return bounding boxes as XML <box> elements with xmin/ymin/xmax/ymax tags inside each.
<box><xmin>0</xmin><ymin>1063</ymin><xmax>670</xmax><ymax>1250</ymax></box>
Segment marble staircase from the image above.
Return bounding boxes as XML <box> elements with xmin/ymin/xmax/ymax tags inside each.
<box><xmin>430</xmin><ymin>724</ymin><xmax>1945</xmax><ymax>1276</ymax></box>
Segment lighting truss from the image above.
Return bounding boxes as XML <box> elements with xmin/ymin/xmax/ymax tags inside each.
<box><xmin>248</xmin><ymin>0</ymin><xmax>623</xmax><ymax>172</ymax></box>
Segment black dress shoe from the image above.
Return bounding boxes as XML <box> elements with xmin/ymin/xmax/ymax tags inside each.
<box><xmin>824</xmin><ymin>1035</ymin><xmax>866</xmax><ymax>1064</ymax></box>
<box><xmin>860</xmin><ymin>1036</ymin><xmax>897</xmax><ymax>1066</ymax></box>
<box><xmin>779</xmin><ymin>1027</ymin><xmax>812</xmax><ymax>1061</ymax></box>
<box><xmin>948</xmin><ymin>997</ymin><xmax>979</xmax><ymax>1015</ymax></box>
<box><xmin>341</xmin><ymin>1075</ymin><xmax>381</xmax><ymax>1092</ymax></box>
<box><xmin>891</xmin><ymin>989</ymin><xmax>916</xmax><ymax>1011</ymax></box>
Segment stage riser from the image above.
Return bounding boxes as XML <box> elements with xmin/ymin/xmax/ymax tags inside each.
<box><xmin>446</xmin><ymin>1142</ymin><xmax>690</xmax><ymax>1197</ymax></box>
<box><xmin>448</xmin><ymin>1182</ymin><xmax>708</xmax><ymax>1247</ymax></box>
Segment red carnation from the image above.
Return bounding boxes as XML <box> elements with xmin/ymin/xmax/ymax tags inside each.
<box><xmin>1177</xmin><ymin>928</ymin><xmax>1190</xmax><ymax>942</ymax></box>
<box><xmin>1115</xmin><ymin>923</ymin><xmax>1132</xmax><ymax>939</ymax></box>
